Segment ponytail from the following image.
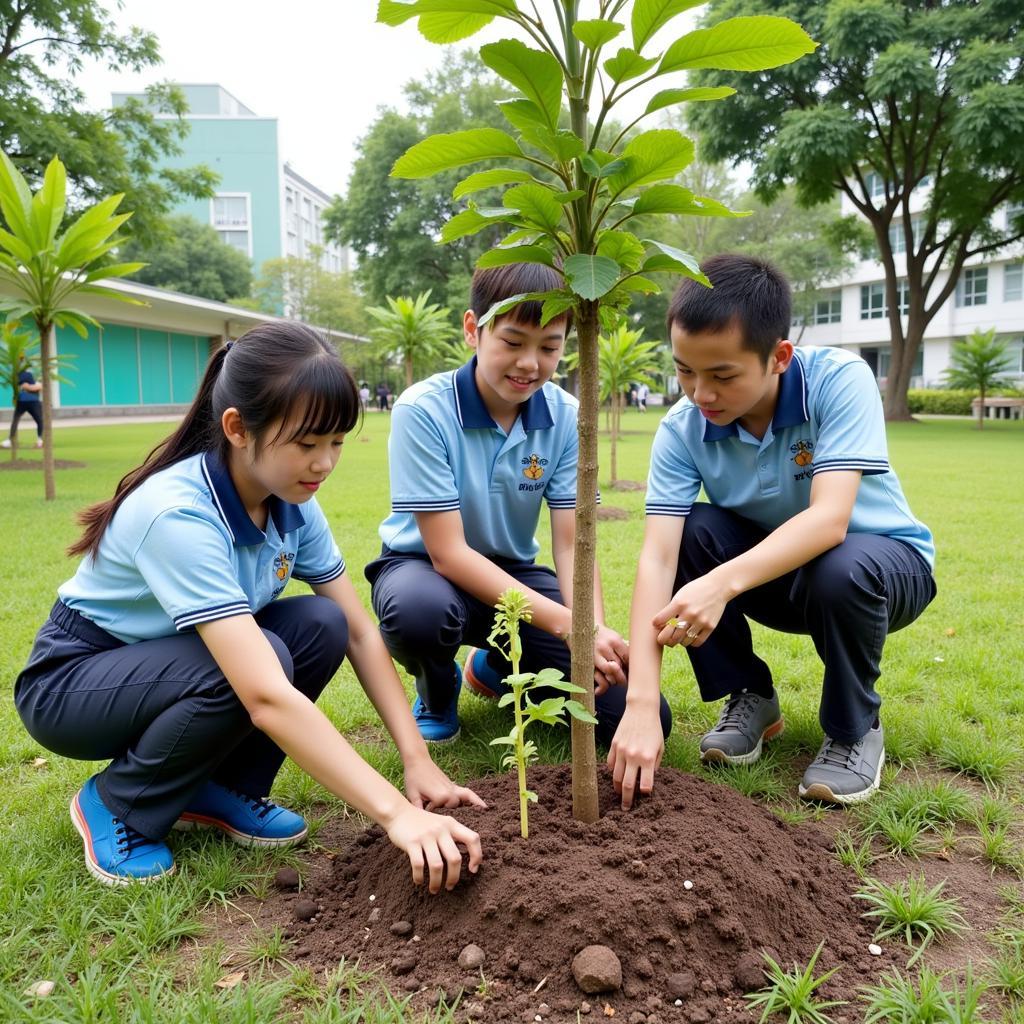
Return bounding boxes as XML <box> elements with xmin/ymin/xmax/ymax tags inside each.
<box><xmin>69</xmin><ymin>323</ymin><xmax>359</xmax><ymax>559</ymax></box>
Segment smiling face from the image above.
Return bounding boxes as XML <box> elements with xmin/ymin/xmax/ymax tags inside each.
<box><xmin>670</xmin><ymin>318</ymin><xmax>793</xmax><ymax>439</ymax></box>
<box><xmin>465</xmin><ymin>308</ymin><xmax>566</xmax><ymax>425</ymax></box>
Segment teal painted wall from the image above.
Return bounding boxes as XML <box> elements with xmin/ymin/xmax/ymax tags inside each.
<box><xmin>170</xmin><ymin>334</ymin><xmax>202</xmax><ymax>403</ymax></box>
<box><xmin>56</xmin><ymin>324</ymin><xmax>103</xmax><ymax>406</ymax></box>
<box><xmin>139</xmin><ymin>329</ymin><xmax>172</xmax><ymax>404</ymax></box>
<box><xmin>103</xmin><ymin>324</ymin><xmax>141</xmax><ymax>404</ymax></box>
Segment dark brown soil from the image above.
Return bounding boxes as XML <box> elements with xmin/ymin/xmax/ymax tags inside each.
<box><xmin>276</xmin><ymin>766</ymin><xmax>901</xmax><ymax>1022</ymax></box>
<box><xmin>0</xmin><ymin>457</ymin><xmax>85</xmax><ymax>471</ymax></box>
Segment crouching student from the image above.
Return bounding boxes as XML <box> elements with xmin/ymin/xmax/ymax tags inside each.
<box><xmin>15</xmin><ymin>323</ymin><xmax>483</xmax><ymax>888</ymax></box>
<box><xmin>608</xmin><ymin>255</ymin><xmax>935</xmax><ymax>808</ymax></box>
<box><xmin>367</xmin><ymin>264</ymin><xmax>672</xmax><ymax>745</ymax></box>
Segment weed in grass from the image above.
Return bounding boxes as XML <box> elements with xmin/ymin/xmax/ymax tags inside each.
<box><xmin>833</xmin><ymin>830</ymin><xmax>875</xmax><ymax>877</ymax></box>
<box><xmin>987</xmin><ymin>945</ymin><xmax>1024</xmax><ymax>1000</ymax></box>
<box><xmin>975</xmin><ymin>793</ymin><xmax>1017</xmax><ymax>831</ymax></box>
<box><xmin>245</xmin><ymin>926</ymin><xmax>292</xmax><ymax>968</ymax></box>
<box><xmin>745</xmin><ymin>942</ymin><xmax>847</xmax><ymax>1024</ymax></box>
<box><xmin>861</xmin><ymin>964</ymin><xmax>988</xmax><ymax>1024</ymax></box>
<box><xmin>855</xmin><ymin>876</ymin><xmax>968</xmax><ymax>965</ymax></box>
<box><xmin>937</xmin><ymin>730</ymin><xmax>1018</xmax><ymax>786</ymax></box>
<box><xmin>973</xmin><ymin>820</ymin><xmax>1023</xmax><ymax>873</ymax></box>
<box><xmin>999</xmin><ymin>886</ymin><xmax>1024</xmax><ymax>917</ymax></box>
<box><xmin>773</xmin><ymin>805</ymin><xmax>828</xmax><ymax>826</ymax></box>
<box><xmin>855</xmin><ymin>805</ymin><xmax>933</xmax><ymax>858</ymax></box>
<box><xmin>707</xmin><ymin>755</ymin><xmax>788</xmax><ymax>802</ymax></box>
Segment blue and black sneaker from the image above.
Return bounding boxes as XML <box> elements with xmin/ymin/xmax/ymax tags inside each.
<box><xmin>411</xmin><ymin>662</ymin><xmax>462</xmax><ymax>743</ymax></box>
<box><xmin>70</xmin><ymin>776</ymin><xmax>175</xmax><ymax>886</ymax></box>
<box><xmin>174</xmin><ymin>781</ymin><xmax>308</xmax><ymax>847</ymax></box>
<box><xmin>463</xmin><ymin>647</ymin><xmax>512</xmax><ymax>701</ymax></box>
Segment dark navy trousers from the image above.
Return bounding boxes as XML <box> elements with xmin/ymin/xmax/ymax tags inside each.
<box><xmin>15</xmin><ymin>596</ymin><xmax>348</xmax><ymax>840</ymax></box>
<box><xmin>677</xmin><ymin>504</ymin><xmax>937</xmax><ymax>744</ymax></box>
<box><xmin>366</xmin><ymin>548</ymin><xmax>672</xmax><ymax>748</ymax></box>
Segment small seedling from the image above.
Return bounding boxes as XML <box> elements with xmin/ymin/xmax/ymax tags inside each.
<box><xmin>488</xmin><ymin>589</ymin><xmax>596</xmax><ymax>839</ymax></box>
<box><xmin>745</xmin><ymin>942</ymin><xmax>847</xmax><ymax>1024</ymax></box>
<box><xmin>833</xmin><ymin>830</ymin><xmax>874</xmax><ymax>878</ymax></box>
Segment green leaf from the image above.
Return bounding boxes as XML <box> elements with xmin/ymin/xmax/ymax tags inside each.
<box><xmin>477</xmin><ymin>244</ymin><xmax>555</xmax><ymax>269</ymax></box>
<box><xmin>604</xmin><ymin>47</ymin><xmax>659</xmax><ymax>84</ymax></box>
<box><xmin>641</xmin><ymin>239</ymin><xmax>710</xmax><ymax>285</ymax></box>
<box><xmin>580</xmin><ymin>151</ymin><xmax>629</xmax><ymax>179</ymax></box>
<box><xmin>482</xmin><ymin>39</ymin><xmax>563</xmax><ymax>129</ymax></box>
<box><xmin>644</xmin><ymin>85</ymin><xmax>737</xmax><ymax>116</ymax></box>
<box><xmin>392</xmin><ymin>128</ymin><xmax>523</xmax><ymax>179</ymax></box>
<box><xmin>563</xmin><ymin>254</ymin><xmax>621</xmax><ymax>300</ymax></box>
<box><xmin>553</xmin><ymin>189</ymin><xmax>585</xmax><ymax>203</ymax></box>
<box><xmin>499</xmin><ymin>228</ymin><xmax>542</xmax><ymax>246</ymax></box>
<box><xmin>497</xmin><ymin>692</ymin><xmax>516</xmax><ymax>708</ymax></box>
<box><xmin>498</xmin><ymin>98</ymin><xmax>549</xmax><ymax>134</ymax></box>
<box><xmin>503</xmin><ymin>183</ymin><xmax>564</xmax><ymax>233</ymax></box>
<box><xmin>607</xmin><ymin>130</ymin><xmax>694</xmax><ymax>195</ymax></box>
<box><xmin>573</xmin><ymin>19</ymin><xmax>625</xmax><ymax>50</ymax></box>
<box><xmin>597</xmin><ymin>230</ymin><xmax>646</xmax><ymax>272</ymax></box>
<box><xmin>83</xmin><ymin>262</ymin><xmax>147</xmax><ymax>284</ymax></box>
<box><xmin>0</xmin><ymin>151</ymin><xmax>35</xmax><ymax>246</ymax></box>
<box><xmin>533</xmin><ymin>667</ymin><xmax>567</xmax><ymax>685</ymax></box>
<box><xmin>525</xmin><ymin>790</ymin><xmax>538</xmax><ymax>803</ymax></box>
<box><xmin>630</xmin><ymin>184</ymin><xmax>696</xmax><ymax>215</ymax></box>
<box><xmin>609</xmin><ymin>275</ymin><xmax>661</xmax><ymax>296</ymax></box>
<box><xmin>632</xmin><ymin>0</ymin><xmax>704</xmax><ymax>51</ymax></box>
<box><xmin>659</xmin><ymin>15</ymin><xmax>817</xmax><ymax>74</ymax></box>
<box><xmin>489</xmin><ymin>734</ymin><xmax>517</xmax><ymax>746</ymax></box>
<box><xmin>564</xmin><ymin>700</ymin><xmax>599</xmax><ymax>724</ymax></box>
<box><xmin>679</xmin><ymin>194</ymin><xmax>751</xmax><ymax>218</ymax></box>
<box><xmin>53</xmin><ymin>194</ymin><xmax>126</xmax><ymax>265</ymax></box>
<box><xmin>32</xmin><ymin>157</ymin><xmax>67</xmax><ymax>250</ymax></box>
<box><xmin>478</xmin><ymin>289</ymin><xmax>563</xmax><ymax>328</ymax></box>
<box><xmin>377</xmin><ymin>0</ymin><xmax>516</xmax><ymax>31</ymax></box>
<box><xmin>453</xmin><ymin>168</ymin><xmax>533</xmax><ymax>199</ymax></box>
<box><xmin>440</xmin><ymin>208</ymin><xmax>507</xmax><ymax>243</ymax></box>
<box><xmin>540</xmin><ymin>292</ymin><xmax>575</xmax><ymax>326</ymax></box>
<box><xmin>418</xmin><ymin>11</ymin><xmax>494</xmax><ymax>42</ymax></box>
<box><xmin>0</xmin><ymin>227</ymin><xmax>36</xmax><ymax>266</ymax></box>
<box><xmin>539</xmin><ymin>679</ymin><xmax>588</xmax><ymax>694</ymax></box>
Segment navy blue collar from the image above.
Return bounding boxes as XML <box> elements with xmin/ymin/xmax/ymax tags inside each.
<box><xmin>702</xmin><ymin>349</ymin><xmax>809</xmax><ymax>442</ymax></box>
<box><xmin>201</xmin><ymin>451</ymin><xmax>305</xmax><ymax>546</ymax></box>
<box><xmin>453</xmin><ymin>356</ymin><xmax>555</xmax><ymax>431</ymax></box>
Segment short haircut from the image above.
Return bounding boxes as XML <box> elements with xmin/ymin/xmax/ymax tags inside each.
<box><xmin>470</xmin><ymin>263</ymin><xmax>572</xmax><ymax>333</ymax></box>
<box><xmin>666</xmin><ymin>254</ymin><xmax>791</xmax><ymax>363</ymax></box>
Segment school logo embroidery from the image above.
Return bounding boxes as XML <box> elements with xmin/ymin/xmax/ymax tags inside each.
<box><xmin>522</xmin><ymin>453</ymin><xmax>548</xmax><ymax>480</ymax></box>
<box><xmin>274</xmin><ymin>551</ymin><xmax>295</xmax><ymax>581</ymax></box>
<box><xmin>790</xmin><ymin>439</ymin><xmax>814</xmax><ymax>481</ymax></box>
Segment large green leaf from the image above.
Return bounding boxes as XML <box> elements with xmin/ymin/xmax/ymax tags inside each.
<box><xmin>377</xmin><ymin>0</ymin><xmax>517</xmax><ymax>29</ymax></box>
<box><xmin>606</xmin><ymin>130</ymin><xmax>694</xmax><ymax>195</ymax></box>
<box><xmin>0</xmin><ymin>151</ymin><xmax>36</xmax><ymax>249</ymax></box>
<box><xmin>573</xmin><ymin>19</ymin><xmax>625</xmax><ymax>50</ymax></box>
<box><xmin>641</xmin><ymin>240</ymin><xmax>710</xmax><ymax>285</ymax></box>
<box><xmin>603</xmin><ymin>48</ymin><xmax>659</xmax><ymax>84</ymax></box>
<box><xmin>453</xmin><ymin>168</ymin><xmax>533</xmax><ymax>199</ymax></box>
<box><xmin>440</xmin><ymin>208</ymin><xmax>507</xmax><ymax>243</ymax></box>
<box><xmin>418</xmin><ymin>11</ymin><xmax>493</xmax><ymax>42</ymax></box>
<box><xmin>392</xmin><ymin>128</ymin><xmax>524</xmax><ymax>178</ymax></box>
<box><xmin>644</xmin><ymin>85</ymin><xmax>736</xmax><ymax>115</ymax></box>
<box><xmin>580</xmin><ymin>151</ymin><xmax>628</xmax><ymax>178</ymax></box>
<box><xmin>540</xmin><ymin>292</ymin><xmax>576</xmax><ymax>326</ymax></box>
<box><xmin>563</xmin><ymin>254</ymin><xmax>620</xmax><ymax>300</ymax></box>
<box><xmin>659</xmin><ymin>15</ymin><xmax>817</xmax><ymax>74</ymax></box>
<box><xmin>476</xmin><ymin>244</ymin><xmax>554</xmax><ymax>268</ymax></box>
<box><xmin>31</xmin><ymin>157</ymin><xmax>67</xmax><ymax>251</ymax></box>
<box><xmin>82</xmin><ymin>262</ymin><xmax>147</xmax><ymax>284</ymax></box>
<box><xmin>632</xmin><ymin>0</ymin><xmax>704</xmax><ymax>51</ymax></box>
<box><xmin>477</xmin><ymin>289</ymin><xmax>562</xmax><ymax>328</ymax></box>
<box><xmin>596</xmin><ymin>230</ymin><xmax>646</xmax><ymax>272</ymax></box>
<box><xmin>0</xmin><ymin>226</ymin><xmax>35</xmax><ymax>266</ymax></box>
<box><xmin>481</xmin><ymin>39</ymin><xmax>563</xmax><ymax>128</ymax></box>
<box><xmin>679</xmin><ymin>194</ymin><xmax>751</xmax><ymax>218</ymax></box>
<box><xmin>54</xmin><ymin>210</ymin><xmax>131</xmax><ymax>271</ymax></box>
<box><xmin>503</xmin><ymin>183</ymin><xmax>563</xmax><ymax>233</ymax></box>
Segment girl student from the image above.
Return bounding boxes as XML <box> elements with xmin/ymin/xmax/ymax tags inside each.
<box><xmin>14</xmin><ymin>322</ymin><xmax>483</xmax><ymax>889</ymax></box>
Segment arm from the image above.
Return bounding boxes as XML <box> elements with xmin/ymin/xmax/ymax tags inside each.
<box><xmin>197</xmin><ymin>614</ymin><xmax>481</xmax><ymax>892</ymax></box>
<box><xmin>311</xmin><ymin>572</ymin><xmax>485</xmax><ymax>811</ymax></box>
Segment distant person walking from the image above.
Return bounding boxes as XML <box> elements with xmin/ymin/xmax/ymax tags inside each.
<box><xmin>358</xmin><ymin>383</ymin><xmax>370</xmax><ymax>411</ymax></box>
<box><xmin>376</xmin><ymin>383</ymin><xmax>389</xmax><ymax>412</ymax></box>
<box><xmin>637</xmin><ymin>381</ymin><xmax>649</xmax><ymax>413</ymax></box>
<box><xmin>2</xmin><ymin>359</ymin><xmax>44</xmax><ymax>449</ymax></box>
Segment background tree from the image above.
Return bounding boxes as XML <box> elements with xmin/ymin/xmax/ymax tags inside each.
<box><xmin>119</xmin><ymin>215</ymin><xmax>252</xmax><ymax>303</ymax></box>
<box><xmin>690</xmin><ymin>0</ymin><xmax>1024</xmax><ymax>420</ymax></box>
<box><xmin>942</xmin><ymin>328</ymin><xmax>1013</xmax><ymax>431</ymax></box>
<box><xmin>0</xmin><ymin>152</ymin><xmax>143</xmax><ymax>498</ymax></box>
<box><xmin>366</xmin><ymin>291</ymin><xmax>454</xmax><ymax>391</ymax></box>
<box><xmin>381</xmin><ymin>0</ymin><xmax>814</xmax><ymax>821</ymax></box>
<box><xmin>0</xmin><ymin>1</ymin><xmax>216</xmax><ymax>246</ymax></box>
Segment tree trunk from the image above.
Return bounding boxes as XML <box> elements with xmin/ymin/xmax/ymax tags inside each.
<box><xmin>610</xmin><ymin>393</ymin><xmax>619</xmax><ymax>487</ymax></box>
<box><xmin>405</xmin><ymin>352</ymin><xmax>414</xmax><ymax>391</ymax></box>
<box><xmin>570</xmin><ymin>299</ymin><xmax>600</xmax><ymax>824</ymax></box>
<box><xmin>39</xmin><ymin>320</ymin><xmax>55</xmax><ymax>500</ymax></box>
<box><xmin>977</xmin><ymin>385</ymin><xmax>985</xmax><ymax>430</ymax></box>
<box><xmin>882</xmin><ymin>319</ymin><xmax>922</xmax><ymax>421</ymax></box>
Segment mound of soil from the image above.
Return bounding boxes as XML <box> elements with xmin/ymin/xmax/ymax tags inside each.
<box><xmin>285</xmin><ymin>765</ymin><xmax>896</xmax><ymax>1022</ymax></box>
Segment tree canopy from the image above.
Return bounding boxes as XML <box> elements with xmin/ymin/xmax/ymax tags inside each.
<box><xmin>690</xmin><ymin>0</ymin><xmax>1024</xmax><ymax>418</ymax></box>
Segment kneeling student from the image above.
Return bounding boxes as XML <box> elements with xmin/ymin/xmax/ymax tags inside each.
<box><xmin>608</xmin><ymin>255</ymin><xmax>935</xmax><ymax>809</ymax></box>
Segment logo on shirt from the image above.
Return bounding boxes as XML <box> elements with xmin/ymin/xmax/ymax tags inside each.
<box><xmin>790</xmin><ymin>439</ymin><xmax>814</xmax><ymax>481</ymax></box>
<box><xmin>522</xmin><ymin>453</ymin><xmax>548</xmax><ymax>480</ymax></box>
<box><xmin>274</xmin><ymin>550</ymin><xmax>295</xmax><ymax>581</ymax></box>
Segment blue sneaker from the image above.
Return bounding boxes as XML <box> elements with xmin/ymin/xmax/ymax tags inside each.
<box><xmin>412</xmin><ymin>662</ymin><xmax>461</xmax><ymax>743</ymax></box>
<box><xmin>463</xmin><ymin>647</ymin><xmax>512</xmax><ymax>700</ymax></box>
<box><xmin>174</xmin><ymin>781</ymin><xmax>308</xmax><ymax>847</ymax></box>
<box><xmin>70</xmin><ymin>776</ymin><xmax>175</xmax><ymax>886</ymax></box>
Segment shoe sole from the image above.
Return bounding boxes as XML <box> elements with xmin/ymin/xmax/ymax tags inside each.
<box><xmin>463</xmin><ymin>655</ymin><xmax>504</xmax><ymax>701</ymax></box>
<box><xmin>419</xmin><ymin>726</ymin><xmax>461</xmax><ymax>746</ymax></box>
<box><xmin>798</xmin><ymin>748</ymin><xmax>886</xmax><ymax>806</ymax></box>
<box><xmin>70</xmin><ymin>794</ymin><xmax>175</xmax><ymax>887</ymax></box>
<box><xmin>700</xmin><ymin>718</ymin><xmax>785</xmax><ymax>766</ymax></box>
<box><xmin>172</xmin><ymin>813</ymin><xmax>308</xmax><ymax>848</ymax></box>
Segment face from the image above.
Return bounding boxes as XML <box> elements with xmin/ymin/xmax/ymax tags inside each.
<box><xmin>670</xmin><ymin>319</ymin><xmax>793</xmax><ymax>435</ymax></box>
<box><xmin>465</xmin><ymin>308</ymin><xmax>566</xmax><ymax>419</ymax></box>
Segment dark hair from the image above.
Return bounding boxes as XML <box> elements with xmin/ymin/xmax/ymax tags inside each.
<box><xmin>470</xmin><ymin>263</ymin><xmax>573</xmax><ymax>332</ymax></box>
<box><xmin>70</xmin><ymin>321</ymin><xmax>360</xmax><ymax>558</ymax></box>
<box><xmin>666</xmin><ymin>254</ymin><xmax>791</xmax><ymax>364</ymax></box>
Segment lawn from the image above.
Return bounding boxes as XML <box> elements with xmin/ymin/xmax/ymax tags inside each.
<box><xmin>0</xmin><ymin>412</ymin><xmax>1022</xmax><ymax>1022</ymax></box>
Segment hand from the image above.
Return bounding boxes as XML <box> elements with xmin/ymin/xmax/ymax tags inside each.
<box><xmin>385</xmin><ymin>804</ymin><xmax>483</xmax><ymax>893</ymax></box>
<box><xmin>404</xmin><ymin>755</ymin><xmax>487</xmax><ymax>812</ymax></box>
<box><xmin>593</xmin><ymin>623</ymin><xmax>629</xmax><ymax>694</ymax></box>
<box><xmin>653</xmin><ymin>575</ymin><xmax>730</xmax><ymax>650</ymax></box>
<box><xmin>607</xmin><ymin>704</ymin><xmax>664</xmax><ymax>810</ymax></box>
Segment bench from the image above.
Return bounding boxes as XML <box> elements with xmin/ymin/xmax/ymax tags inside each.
<box><xmin>971</xmin><ymin>396</ymin><xmax>1024</xmax><ymax>420</ymax></box>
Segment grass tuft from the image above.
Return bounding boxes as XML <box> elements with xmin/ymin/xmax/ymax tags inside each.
<box><xmin>745</xmin><ymin>942</ymin><xmax>846</xmax><ymax>1024</ymax></box>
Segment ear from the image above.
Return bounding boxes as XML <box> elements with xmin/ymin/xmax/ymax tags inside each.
<box><xmin>463</xmin><ymin>309</ymin><xmax>480</xmax><ymax>350</ymax></box>
<box><xmin>222</xmin><ymin>407</ymin><xmax>249</xmax><ymax>449</ymax></box>
<box><xmin>771</xmin><ymin>340</ymin><xmax>795</xmax><ymax>375</ymax></box>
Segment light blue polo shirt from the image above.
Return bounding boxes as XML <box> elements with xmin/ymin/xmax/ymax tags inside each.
<box><xmin>379</xmin><ymin>357</ymin><xmax>582</xmax><ymax>562</ymax></box>
<box><xmin>59</xmin><ymin>451</ymin><xmax>346</xmax><ymax>643</ymax></box>
<box><xmin>645</xmin><ymin>346</ymin><xmax>934</xmax><ymax>568</ymax></box>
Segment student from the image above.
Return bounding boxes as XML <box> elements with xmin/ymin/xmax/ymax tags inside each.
<box><xmin>366</xmin><ymin>264</ymin><xmax>672</xmax><ymax>745</ymax></box>
<box><xmin>636</xmin><ymin>381</ymin><xmax>649</xmax><ymax>413</ymax></box>
<box><xmin>608</xmin><ymin>255</ymin><xmax>935</xmax><ymax>808</ymax></box>
<box><xmin>15</xmin><ymin>323</ymin><xmax>483</xmax><ymax>888</ymax></box>
<box><xmin>2</xmin><ymin>356</ymin><xmax>44</xmax><ymax>449</ymax></box>
<box><xmin>358</xmin><ymin>382</ymin><xmax>370</xmax><ymax>411</ymax></box>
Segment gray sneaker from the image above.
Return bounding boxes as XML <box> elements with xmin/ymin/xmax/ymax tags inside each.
<box><xmin>699</xmin><ymin>690</ymin><xmax>784</xmax><ymax>765</ymax></box>
<box><xmin>799</xmin><ymin>725</ymin><xmax>885</xmax><ymax>805</ymax></box>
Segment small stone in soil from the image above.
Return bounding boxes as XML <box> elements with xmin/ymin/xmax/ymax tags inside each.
<box><xmin>572</xmin><ymin>945</ymin><xmax>622</xmax><ymax>994</ymax></box>
<box><xmin>401</xmin><ymin>976</ymin><xmax>420</xmax><ymax>992</ymax></box>
<box><xmin>273</xmin><ymin>866</ymin><xmax>300</xmax><ymax>890</ymax></box>
<box><xmin>683</xmin><ymin>880</ymin><xmax>694</xmax><ymax>890</ymax></box>
<box><xmin>390</xmin><ymin>953</ymin><xmax>418</xmax><ymax>976</ymax></box>
<box><xmin>368</xmin><ymin>907</ymin><xmax>381</xmax><ymax>923</ymax></box>
<box><xmin>733</xmin><ymin>952</ymin><xmax>768</xmax><ymax>992</ymax></box>
<box><xmin>581</xmin><ymin>1002</ymin><xmax>591</xmax><ymax>1015</ymax></box>
<box><xmin>293</xmin><ymin>898</ymin><xmax>318</xmax><ymax>922</ymax></box>
<box><xmin>868</xmin><ymin>943</ymin><xmax>882</xmax><ymax>956</ymax></box>
<box><xmin>458</xmin><ymin>943</ymin><xmax>486</xmax><ymax>970</ymax></box>
<box><xmin>666</xmin><ymin>971</ymin><xmax>696</xmax><ymax>999</ymax></box>
<box><xmin>390</xmin><ymin>921</ymin><xmax>413</xmax><ymax>937</ymax></box>
<box><xmin>538</xmin><ymin>1003</ymin><xmax>550</xmax><ymax>1015</ymax></box>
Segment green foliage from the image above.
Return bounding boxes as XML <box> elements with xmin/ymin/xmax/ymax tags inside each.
<box><xmin>745</xmin><ymin>942</ymin><xmax>846</xmax><ymax>1024</ymax></box>
<box><xmin>943</xmin><ymin>328</ymin><xmax>1016</xmax><ymax>429</ymax></box>
<box><xmin>861</xmin><ymin>965</ymin><xmax>989</xmax><ymax>1024</ymax></box>
<box><xmin>366</xmin><ymin>291</ymin><xmax>454</xmax><ymax>390</ymax></box>
<box><xmin>907</xmin><ymin>389</ymin><xmax>977</xmax><ymax>416</ymax></box>
<box><xmin>118</xmin><ymin>215</ymin><xmax>253</xmax><ymax>303</ymax></box>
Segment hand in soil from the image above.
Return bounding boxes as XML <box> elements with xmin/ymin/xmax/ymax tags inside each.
<box><xmin>403</xmin><ymin>753</ymin><xmax>488</xmax><ymax>811</ymax></box>
<box><xmin>385</xmin><ymin>803</ymin><xmax>482</xmax><ymax>893</ymax></box>
<box><xmin>607</xmin><ymin>704</ymin><xmax>664</xmax><ymax>810</ymax></box>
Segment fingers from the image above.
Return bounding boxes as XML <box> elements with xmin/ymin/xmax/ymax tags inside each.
<box><xmin>657</xmin><ymin>618</ymin><xmax>705</xmax><ymax>649</ymax></box>
<box><xmin>438</xmin><ymin>833</ymin><xmax>464</xmax><ymax>891</ymax></box>
<box><xmin>457</xmin><ymin>785</ymin><xmax>488</xmax><ymax>810</ymax></box>
<box><xmin>423</xmin><ymin>840</ymin><xmax>446</xmax><ymax>894</ymax></box>
<box><xmin>619</xmin><ymin>761</ymin><xmax>639</xmax><ymax>811</ymax></box>
<box><xmin>639</xmin><ymin>761</ymin><xmax>656</xmax><ymax>800</ymax></box>
<box><xmin>451</xmin><ymin>820</ymin><xmax>483</xmax><ymax>875</ymax></box>
<box><xmin>408</xmin><ymin>847</ymin><xmax>425</xmax><ymax>888</ymax></box>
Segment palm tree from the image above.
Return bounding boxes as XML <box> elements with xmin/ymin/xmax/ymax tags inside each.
<box><xmin>942</xmin><ymin>327</ymin><xmax>1013</xmax><ymax>430</ymax></box>
<box><xmin>366</xmin><ymin>291</ymin><xmax>453</xmax><ymax>391</ymax></box>
<box><xmin>0</xmin><ymin>152</ymin><xmax>144</xmax><ymax>498</ymax></box>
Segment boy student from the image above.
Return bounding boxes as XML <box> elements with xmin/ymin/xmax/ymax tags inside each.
<box><xmin>608</xmin><ymin>255</ymin><xmax>935</xmax><ymax>809</ymax></box>
<box><xmin>367</xmin><ymin>264</ymin><xmax>672</xmax><ymax>744</ymax></box>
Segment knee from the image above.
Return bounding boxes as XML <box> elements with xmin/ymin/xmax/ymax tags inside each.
<box><xmin>261</xmin><ymin>629</ymin><xmax>295</xmax><ymax>681</ymax></box>
<box><xmin>302</xmin><ymin>594</ymin><xmax>350</xmax><ymax>662</ymax></box>
<box><xmin>376</xmin><ymin>587</ymin><xmax>462</xmax><ymax>652</ymax></box>
<box><xmin>679</xmin><ymin>505</ymin><xmax>733</xmax><ymax>568</ymax></box>
<box><xmin>795</xmin><ymin>545</ymin><xmax>880</xmax><ymax>607</ymax></box>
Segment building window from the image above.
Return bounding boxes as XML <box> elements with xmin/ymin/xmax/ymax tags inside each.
<box><xmin>956</xmin><ymin>267</ymin><xmax>988</xmax><ymax>307</ymax></box>
<box><xmin>896</xmin><ymin>279</ymin><xmax>910</xmax><ymax>316</ymax></box>
<box><xmin>1006</xmin><ymin>336</ymin><xmax>1024</xmax><ymax>375</ymax></box>
<box><xmin>1007</xmin><ymin>201</ymin><xmax>1024</xmax><ymax>229</ymax></box>
<box><xmin>811</xmin><ymin>289</ymin><xmax>842</xmax><ymax>324</ymax></box>
<box><xmin>211</xmin><ymin>194</ymin><xmax>251</xmax><ymax>256</ymax></box>
<box><xmin>877</xmin><ymin>345</ymin><xmax>923</xmax><ymax>381</ymax></box>
<box><xmin>864</xmin><ymin>171</ymin><xmax>886</xmax><ymax>199</ymax></box>
<box><xmin>861</xmin><ymin>283</ymin><xmax>886</xmax><ymax>319</ymax></box>
<box><xmin>888</xmin><ymin>216</ymin><xmax>922</xmax><ymax>255</ymax></box>
<box><xmin>1006</xmin><ymin>264</ymin><xmax>1023</xmax><ymax>302</ymax></box>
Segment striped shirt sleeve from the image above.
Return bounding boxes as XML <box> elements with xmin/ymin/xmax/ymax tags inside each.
<box><xmin>387</xmin><ymin>402</ymin><xmax>461</xmax><ymax>513</ymax></box>
<box><xmin>644</xmin><ymin>417</ymin><xmax>702</xmax><ymax>517</ymax></box>
<box><xmin>811</xmin><ymin>359</ymin><xmax>891</xmax><ymax>477</ymax></box>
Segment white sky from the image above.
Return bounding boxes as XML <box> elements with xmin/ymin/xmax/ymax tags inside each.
<box><xmin>79</xmin><ymin>1</ymin><xmax>702</xmax><ymax>199</ymax></box>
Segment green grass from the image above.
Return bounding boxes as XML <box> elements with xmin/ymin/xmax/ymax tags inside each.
<box><xmin>1</xmin><ymin>413</ymin><xmax>1022</xmax><ymax>1020</ymax></box>
<box><xmin>745</xmin><ymin>942</ymin><xmax>846</xmax><ymax>1024</ymax></box>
